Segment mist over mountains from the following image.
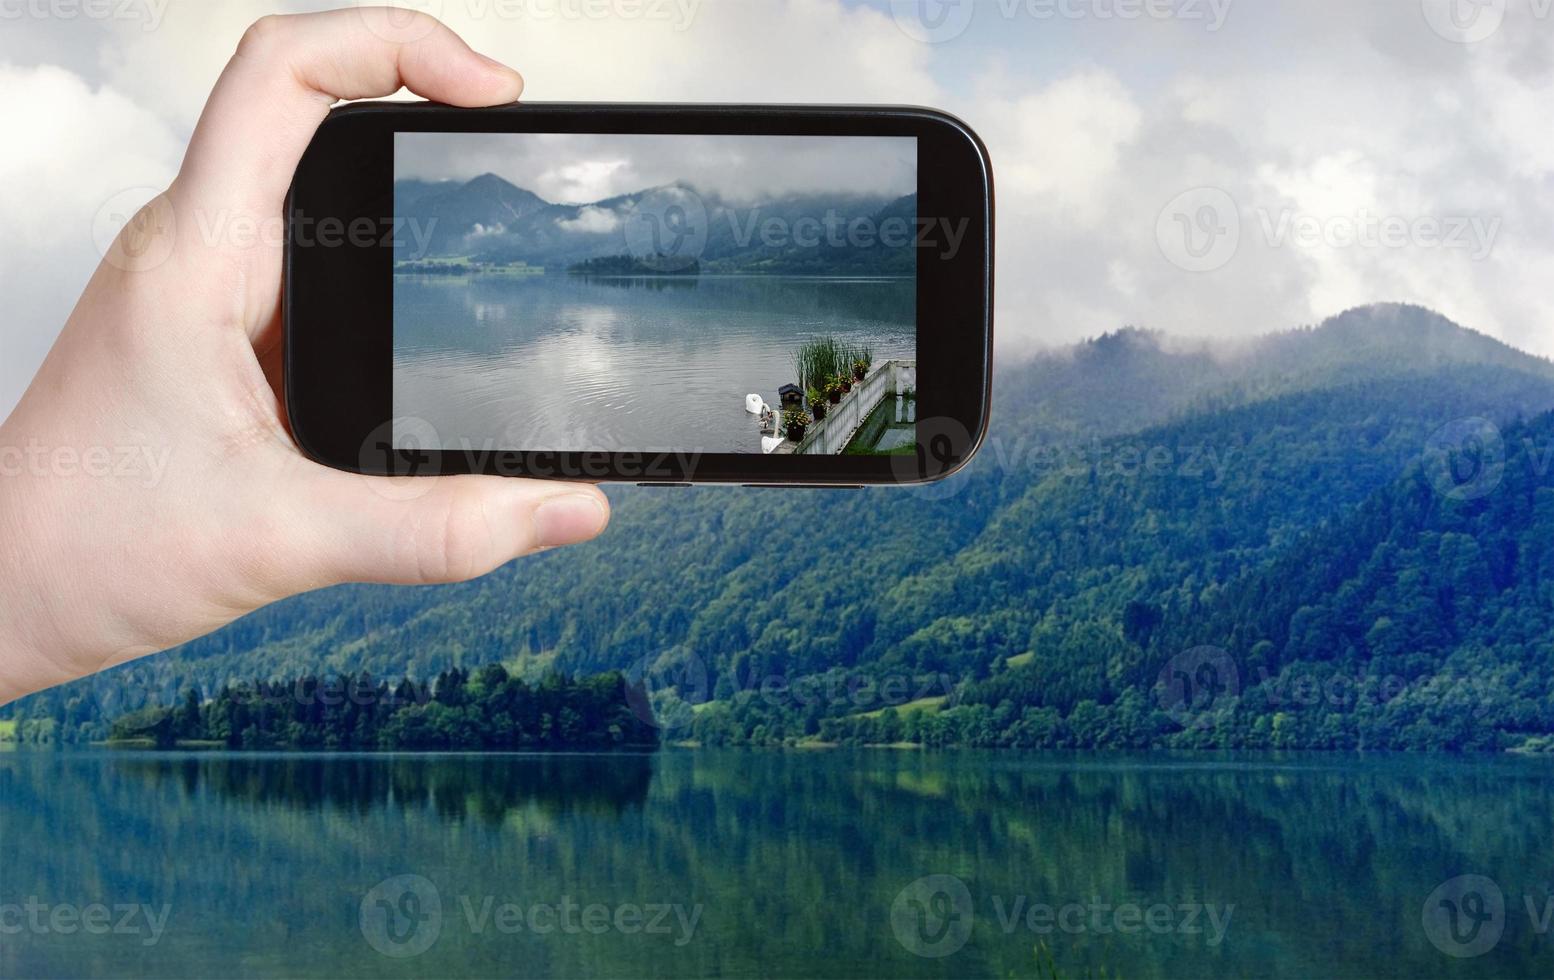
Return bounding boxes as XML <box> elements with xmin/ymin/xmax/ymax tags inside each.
<box><xmin>394</xmin><ymin>174</ymin><xmax>917</xmax><ymax>276</ymax></box>
<box><xmin>12</xmin><ymin>304</ymin><xmax>1554</xmax><ymax>751</ymax></box>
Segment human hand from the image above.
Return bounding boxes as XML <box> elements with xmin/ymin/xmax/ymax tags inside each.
<box><xmin>0</xmin><ymin>9</ymin><xmax>611</xmax><ymax>706</ymax></box>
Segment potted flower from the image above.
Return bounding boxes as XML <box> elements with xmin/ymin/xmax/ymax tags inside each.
<box><xmin>782</xmin><ymin>408</ymin><xmax>810</xmax><ymax>443</ymax></box>
<box><xmin>852</xmin><ymin>345</ymin><xmax>873</xmax><ymax>381</ymax></box>
<box><xmin>824</xmin><ymin>378</ymin><xmax>843</xmax><ymax>404</ymax></box>
<box><xmin>806</xmin><ymin>387</ymin><xmax>827</xmax><ymax>422</ymax></box>
<box><xmin>836</xmin><ymin>372</ymin><xmax>852</xmax><ymax>395</ymax></box>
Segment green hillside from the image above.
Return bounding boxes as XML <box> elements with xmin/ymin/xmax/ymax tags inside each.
<box><xmin>9</xmin><ymin>304</ymin><xmax>1554</xmax><ymax>750</ymax></box>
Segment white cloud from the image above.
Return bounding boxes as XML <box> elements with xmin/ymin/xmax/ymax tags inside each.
<box><xmin>5</xmin><ymin>0</ymin><xmax>1554</xmax><ymax>419</ymax></box>
<box><xmin>0</xmin><ymin>63</ymin><xmax>181</xmax><ymax>417</ymax></box>
<box><xmin>557</xmin><ymin>205</ymin><xmax>621</xmax><ymax>234</ymax></box>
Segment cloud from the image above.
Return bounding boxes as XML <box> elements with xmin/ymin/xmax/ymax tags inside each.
<box><xmin>0</xmin><ymin>63</ymin><xmax>182</xmax><ymax>417</ymax></box>
<box><xmin>6</xmin><ymin>0</ymin><xmax>1554</xmax><ymax>418</ymax></box>
<box><xmin>557</xmin><ymin>205</ymin><xmax>621</xmax><ymax>234</ymax></box>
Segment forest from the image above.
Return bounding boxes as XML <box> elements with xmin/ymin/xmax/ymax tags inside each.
<box><xmin>101</xmin><ymin>667</ymin><xmax>660</xmax><ymax>752</ymax></box>
<box><xmin>8</xmin><ymin>305</ymin><xmax>1554</xmax><ymax>753</ymax></box>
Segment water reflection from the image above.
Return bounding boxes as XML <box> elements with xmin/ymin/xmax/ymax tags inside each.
<box><xmin>3</xmin><ymin>751</ymin><xmax>1551</xmax><ymax>979</ymax></box>
<box><xmin>392</xmin><ymin>275</ymin><xmax>915</xmax><ymax>453</ymax></box>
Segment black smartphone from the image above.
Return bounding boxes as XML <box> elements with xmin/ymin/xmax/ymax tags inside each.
<box><xmin>285</xmin><ymin>102</ymin><xmax>993</xmax><ymax>486</ymax></box>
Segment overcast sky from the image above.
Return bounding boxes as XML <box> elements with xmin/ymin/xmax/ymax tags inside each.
<box><xmin>4</xmin><ymin>0</ymin><xmax>1554</xmax><ymax>416</ymax></box>
<box><xmin>396</xmin><ymin>132</ymin><xmax>917</xmax><ymax>204</ymax></box>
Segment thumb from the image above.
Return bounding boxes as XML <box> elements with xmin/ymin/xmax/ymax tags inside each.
<box><xmin>283</xmin><ymin>469</ymin><xmax>610</xmax><ymax>589</ymax></box>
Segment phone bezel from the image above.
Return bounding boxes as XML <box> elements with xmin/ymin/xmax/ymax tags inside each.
<box><xmin>285</xmin><ymin>102</ymin><xmax>993</xmax><ymax>485</ymax></box>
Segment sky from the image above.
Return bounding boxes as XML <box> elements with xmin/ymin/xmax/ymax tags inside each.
<box><xmin>395</xmin><ymin>133</ymin><xmax>918</xmax><ymax>204</ymax></box>
<box><xmin>4</xmin><ymin>0</ymin><xmax>1554</xmax><ymax>416</ymax></box>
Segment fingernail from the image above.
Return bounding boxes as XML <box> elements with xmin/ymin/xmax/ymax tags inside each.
<box><xmin>476</xmin><ymin>52</ymin><xmax>523</xmax><ymax>85</ymax></box>
<box><xmin>534</xmin><ymin>493</ymin><xmax>608</xmax><ymax>548</ymax></box>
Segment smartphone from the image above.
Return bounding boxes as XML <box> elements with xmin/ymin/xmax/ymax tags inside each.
<box><xmin>285</xmin><ymin>103</ymin><xmax>993</xmax><ymax>486</ymax></box>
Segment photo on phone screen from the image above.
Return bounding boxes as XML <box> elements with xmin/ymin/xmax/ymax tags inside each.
<box><xmin>390</xmin><ymin>133</ymin><xmax>919</xmax><ymax>457</ymax></box>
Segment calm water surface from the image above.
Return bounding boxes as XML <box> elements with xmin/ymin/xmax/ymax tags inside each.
<box><xmin>392</xmin><ymin>275</ymin><xmax>916</xmax><ymax>454</ymax></box>
<box><xmin>2</xmin><ymin>750</ymin><xmax>1550</xmax><ymax>978</ymax></box>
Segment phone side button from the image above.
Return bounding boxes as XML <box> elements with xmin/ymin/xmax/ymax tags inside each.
<box><xmin>636</xmin><ymin>482</ymin><xmax>693</xmax><ymax>488</ymax></box>
<box><xmin>741</xmin><ymin>484</ymin><xmax>864</xmax><ymax>490</ymax></box>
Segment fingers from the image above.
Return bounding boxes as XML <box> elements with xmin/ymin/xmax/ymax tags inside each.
<box><xmin>280</xmin><ymin>469</ymin><xmax>610</xmax><ymax>590</ymax></box>
<box><xmin>175</xmin><ymin>9</ymin><xmax>523</xmax><ymax>218</ymax></box>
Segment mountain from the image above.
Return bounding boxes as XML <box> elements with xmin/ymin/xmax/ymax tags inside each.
<box><xmin>10</xmin><ymin>304</ymin><xmax>1554</xmax><ymax>751</ymax></box>
<box><xmin>392</xmin><ymin>174</ymin><xmax>915</xmax><ymax>276</ymax></box>
<box><xmin>396</xmin><ymin>173</ymin><xmax>552</xmax><ymax>258</ymax></box>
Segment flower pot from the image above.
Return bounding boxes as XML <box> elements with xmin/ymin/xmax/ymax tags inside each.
<box><xmin>840</xmin><ymin>381</ymin><xmax>852</xmax><ymax>394</ymax></box>
<box><xmin>786</xmin><ymin>423</ymin><xmax>807</xmax><ymax>443</ymax></box>
<box><xmin>811</xmin><ymin>402</ymin><xmax>827</xmax><ymax>422</ymax></box>
<box><xmin>853</xmin><ymin>366</ymin><xmax>866</xmax><ymax>381</ymax></box>
<box><xmin>827</xmin><ymin>390</ymin><xmax>841</xmax><ymax>405</ymax></box>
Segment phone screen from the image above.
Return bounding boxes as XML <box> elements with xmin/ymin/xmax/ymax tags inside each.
<box><xmin>390</xmin><ymin>133</ymin><xmax>918</xmax><ymax>457</ymax></box>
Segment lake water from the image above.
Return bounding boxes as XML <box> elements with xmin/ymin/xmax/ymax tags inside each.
<box><xmin>392</xmin><ymin>275</ymin><xmax>916</xmax><ymax>454</ymax></box>
<box><xmin>3</xmin><ymin>750</ymin><xmax>1550</xmax><ymax>978</ymax></box>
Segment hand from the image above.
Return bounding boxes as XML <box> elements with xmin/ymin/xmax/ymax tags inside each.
<box><xmin>0</xmin><ymin>9</ymin><xmax>611</xmax><ymax>706</ymax></box>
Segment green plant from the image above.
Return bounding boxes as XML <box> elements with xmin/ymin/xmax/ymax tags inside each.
<box><xmin>850</xmin><ymin>343</ymin><xmax>874</xmax><ymax>379</ymax></box>
<box><xmin>805</xmin><ymin>386</ymin><xmax>825</xmax><ymax>407</ymax></box>
<box><xmin>793</xmin><ymin>337</ymin><xmax>846</xmax><ymax>391</ymax></box>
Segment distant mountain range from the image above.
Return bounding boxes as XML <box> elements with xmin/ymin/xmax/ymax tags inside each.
<box><xmin>394</xmin><ymin>174</ymin><xmax>916</xmax><ymax>276</ymax></box>
<box><xmin>13</xmin><ymin>304</ymin><xmax>1554</xmax><ymax>752</ymax></box>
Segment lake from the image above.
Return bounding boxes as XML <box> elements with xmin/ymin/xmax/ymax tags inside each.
<box><xmin>392</xmin><ymin>275</ymin><xmax>916</xmax><ymax>454</ymax></box>
<box><xmin>1</xmin><ymin>750</ymin><xmax>1550</xmax><ymax>978</ymax></box>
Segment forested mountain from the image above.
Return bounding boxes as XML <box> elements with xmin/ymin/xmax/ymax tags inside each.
<box><xmin>10</xmin><ymin>305</ymin><xmax>1554</xmax><ymax>750</ymax></box>
<box><xmin>393</xmin><ymin>173</ymin><xmax>916</xmax><ymax>276</ymax></box>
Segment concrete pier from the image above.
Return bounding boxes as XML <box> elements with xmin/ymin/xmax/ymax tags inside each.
<box><xmin>790</xmin><ymin>359</ymin><xmax>917</xmax><ymax>455</ymax></box>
